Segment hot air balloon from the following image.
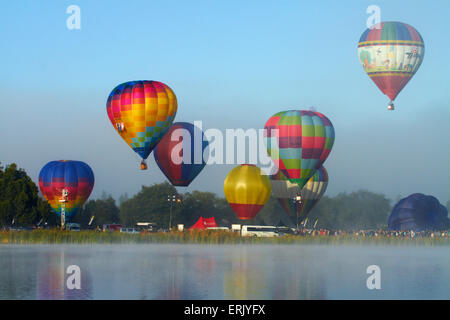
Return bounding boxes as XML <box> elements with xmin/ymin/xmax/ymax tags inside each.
<box><xmin>154</xmin><ymin>122</ymin><xmax>209</xmax><ymax>187</ymax></box>
<box><xmin>357</xmin><ymin>21</ymin><xmax>425</xmax><ymax>110</ymax></box>
<box><xmin>270</xmin><ymin>167</ymin><xmax>328</xmax><ymax>221</ymax></box>
<box><xmin>388</xmin><ymin>193</ymin><xmax>449</xmax><ymax>231</ymax></box>
<box><xmin>270</xmin><ymin>169</ymin><xmax>300</xmax><ymax>218</ymax></box>
<box><xmin>223</xmin><ymin>164</ymin><xmax>271</xmax><ymax>220</ymax></box>
<box><xmin>106</xmin><ymin>80</ymin><xmax>177</xmax><ymax>169</ymax></box>
<box><xmin>38</xmin><ymin>160</ymin><xmax>95</xmax><ymax>223</ymax></box>
<box><xmin>264</xmin><ymin>110</ymin><xmax>334</xmax><ymax>189</ymax></box>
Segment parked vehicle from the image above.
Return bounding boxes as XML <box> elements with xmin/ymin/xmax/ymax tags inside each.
<box><xmin>66</xmin><ymin>223</ymin><xmax>81</xmax><ymax>231</ymax></box>
<box><xmin>8</xmin><ymin>227</ymin><xmax>25</xmax><ymax>232</ymax></box>
<box><xmin>119</xmin><ymin>228</ymin><xmax>140</xmax><ymax>234</ymax></box>
<box><xmin>136</xmin><ymin>222</ymin><xmax>157</xmax><ymax>232</ymax></box>
<box><xmin>102</xmin><ymin>224</ymin><xmax>123</xmax><ymax>232</ymax></box>
<box><xmin>276</xmin><ymin>226</ymin><xmax>297</xmax><ymax>236</ymax></box>
<box><xmin>240</xmin><ymin>225</ymin><xmax>280</xmax><ymax>237</ymax></box>
<box><xmin>231</xmin><ymin>224</ymin><xmax>242</xmax><ymax>233</ymax></box>
<box><xmin>206</xmin><ymin>227</ymin><xmax>230</xmax><ymax>231</ymax></box>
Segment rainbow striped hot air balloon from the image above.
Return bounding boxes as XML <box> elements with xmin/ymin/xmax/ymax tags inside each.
<box><xmin>106</xmin><ymin>80</ymin><xmax>177</xmax><ymax>169</ymax></box>
<box><xmin>358</xmin><ymin>21</ymin><xmax>424</xmax><ymax>110</ymax></box>
<box><xmin>264</xmin><ymin>110</ymin><xmax>334</xmax><ymax>189</ymax></box>
<box><xmin>270</xmin><ymin>167</ymin><xmax>328</xmax><ymax>220</ymax></box>
<box><xmin>154</xmin><ymin>122</ymin><xmax>209</xmax><ymax>187</ymax></box>
<box><xmin>223</xmin><ymin>164</ymin><xmax>271</xmax><ymax>220</ymax></box>
<box><xmin>38</xmin><ymin>160</ymin><xmax>95</xmax><ymax>220</ymax></box>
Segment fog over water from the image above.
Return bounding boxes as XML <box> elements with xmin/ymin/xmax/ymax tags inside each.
<box><xmin>0</xmin><ymin>244</ymin><xmax>449</xmax><ymax>300</ymax></box>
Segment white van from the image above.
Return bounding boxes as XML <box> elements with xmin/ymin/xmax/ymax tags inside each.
<box><xmin>240</xmin><ymin>225</ymin><xmax>280</xmax><ymax>237</ymax></box>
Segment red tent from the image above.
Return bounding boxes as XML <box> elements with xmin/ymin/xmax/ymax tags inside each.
<box><xmin>189</xmin><ymin>217</ymin><xmax>218</xmax><ymax>230</ymax></box>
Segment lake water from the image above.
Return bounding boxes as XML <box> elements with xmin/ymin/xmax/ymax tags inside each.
<box><xmin>0</xmin><ymin>244</ymin><xmax>448</xmax><ymax>300</ymax></box>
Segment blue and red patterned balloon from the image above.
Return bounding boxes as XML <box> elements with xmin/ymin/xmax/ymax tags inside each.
<box><xmin>38</xmin><ymin>160</ymin><xmax>95</xmax><ymax>220</ymax></box>
<box><xmin>154</xmin><ymin>122</ymin><xmax>208</xmax><ymax>187</ymax></box>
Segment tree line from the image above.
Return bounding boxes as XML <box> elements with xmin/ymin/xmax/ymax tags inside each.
<box><xmin>2</xmin><ymin>162</ymin><xmax>446</xmax><ymax>230</ymax></box>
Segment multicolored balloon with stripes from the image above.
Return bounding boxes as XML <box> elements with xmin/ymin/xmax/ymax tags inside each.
<box><xmin>154</xmin><ymin>122</ymin><xmax>209</xmax><ymax>187</ymax></box>
<box><xmin>38</xmin><ymin>160</ymin><xmax>95</xmax><ymax>220</ymax></box>
<box><xmin>358</xmin><ymin>21</ymin><xmax>424</xmax><ymax>106</ymax></box>
<box><xmin>270</xmin><ymin>169</ymin><xmax>300</xmax><ymax>217</ymax></box>
<box><xmin>224</xmin><ymin>164</ymin><xmax>271</xmax><ymax>220</ymax></box>
<box><xmin>264</xmin><ymin>110</ymin><xmax>334</xmax><ymax>189</ymax></box>
<box><xmin>270</xmin><ymin>167</ymin><xmax>328</xmax><ymax>220</ymax></box>
<box><xmin>106</xmin><ymin>80</ymin><xmax>177</xmax><ymax>163</ymax></box>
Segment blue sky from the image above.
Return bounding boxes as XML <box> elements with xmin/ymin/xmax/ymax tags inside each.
<box><xmin>1</xmin><ymin>0</ymin><xmax>449</xmax><ymax>204</ymax></box>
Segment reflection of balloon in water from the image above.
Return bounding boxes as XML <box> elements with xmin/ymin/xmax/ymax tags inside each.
<box><xmin>270</xmin><ymin>167</ymin><xmax>328</xmax><ymax>220</ymax></box>
<box><xmin>224</xmin><ymin>164</ymin><xmax>271</xmax><ymax>220</ymax></box>
<box><xmin>264</xmin><ymin>110</ymin><xmax>334</xmax><ymax>189</ymax></box>
<box><xmin>38</xmin><ymin>160</ymin><xmax>95</xmax><ymax>220</ymax></box>
<box><xmin>358</xmin><ymin>22</ymin><xmax>424</xmax><ymax>109</ymax></box>
<box><xmin>388</xmin><ymin>193</ymin><xmax>449</xmax><ymax>231</ymax></box>
<box><xmin>106</xmin><ymin>80</ymin><xmax>177</xmax><ymax>169</ymax></box>
<box><xmin>154</xmin><ymin>122</ymin><xmax>209</xmax><ymax>187</ymax></box>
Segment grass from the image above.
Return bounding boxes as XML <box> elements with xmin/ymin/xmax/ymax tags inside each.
<box><xmin>1</xmin><ymin>229</ymin><xmax>449</xmax><ymax>246</ymax></box>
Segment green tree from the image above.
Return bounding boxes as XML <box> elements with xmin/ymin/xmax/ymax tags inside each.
<box><xmin>0</xmin><ymin>163</ymin><xmax>53</xmax><ymax>227</ymax></box>
<box><xmin>253</xmin><ymin>196</ymin><xmax>294</xmax><ymax>227</ymax></box>
<box><xmin>179</xmin><ymin>191</ymin><xmax>239</xmax><ymax>228</ymax></box>
<box><xmin>118</xmin><ymin>193</ymin><xmax>129</xmax><ymax>205</ymax></box>
<box><xmin>308</xmin><ymin>190</ymin><xmax>391</xmax><ymax>230</ymax></box>
<box><xmin>72</xmin><ymin>197</ymin><xmax>120</xmax><ymax>228</ymax></box>
<box><xmin>119</xmin><ymin>182</ymin><xmax>179</xmax><ymax>228</ymax></box>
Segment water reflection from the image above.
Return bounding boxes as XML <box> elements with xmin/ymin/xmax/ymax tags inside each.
<box><xmin>222</xmin><ymin>246</ymin><xmax>327</xmax><ymax>299</ymax></box>
<box><xmin>0</xmin><ymin>244</ymin><xmax>449</xmax><ymax>299</ymax></box>
<box><xmin>37</xmin><ymin>249</ymin><xmax>92</xmax><ymax>299</ymax></box>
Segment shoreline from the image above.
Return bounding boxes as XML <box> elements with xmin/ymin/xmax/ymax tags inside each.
<box><xmin>1</xmin><ymin>230</ymin><xmax>449</xmax><ymax>246</ymax></box>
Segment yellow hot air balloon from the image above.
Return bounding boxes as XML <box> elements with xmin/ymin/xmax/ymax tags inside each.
<box><xmin>224</xmin><ymin>164</ymin><xmax>271</xmax><ymax>220</ymax></box>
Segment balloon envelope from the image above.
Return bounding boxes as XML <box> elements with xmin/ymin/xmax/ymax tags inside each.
<box><xmin>388</xmin><ymin>193</ymin><xmax>449</xmax><ymax>231</ymax></box>
<box><xmin>38</xmin><ymin>160</ymin><xmax>95</xmax><ymax>220</ymax></box>
<box><xmin>154</xmin><ymin>122</ymin><xmax>208</xmax><ymax>187</ymax></box>
<box><xmin>224</xmin><ymin>164</ymin><xmax>271</xmax><ymax>220</ymax></box>
<box><xmin>358</xmin><ymin>21</ymin><xmax>424</xmax><ymax>102</ymax></box>
<box><xmin>271</xmin><ymin>166</ymin><xmax>328</xmax><ymax>220</ymax></box>
<box><xmin>264</xmin><ymin>110</ymin><xmax>334</xmax><ymax>189</ymax></box>
<box><xmin>106</xmin><ymin>80</ymin><xmax>177</xmax><ymax>161</ymax></box>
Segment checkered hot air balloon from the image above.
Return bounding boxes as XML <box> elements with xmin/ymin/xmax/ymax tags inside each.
<box><xmin>357</xmin><ymin>21</ymin><xmax>425</xmax><ymax>110</ymax></box>
<box><xmin>106</xmin><ymin>81</ymin><xmax>177</xmax><ymax>169</ymax></box>
<box><xmin>224</xmin><ymin>164</ymin><xmax>271</xmax><ymax>220</ymax></box>
<box><xmin>38</xmin><ymin>160</ymin><xmax>95</xmax><ymax>220</ymax></box>
<box><xmin>154</xmin><ymin>122</ymin><xmax>209</xmax><ymax>187</ymax></box>
<box><xmin>264</xmin><ymin>110</ymin><xmax>334</xmax><ymax>189</ymax></box>
<box><xmin>270</xmin><ymin>167</ymin><xmax>328</xmax><ymax>220</ymax></box>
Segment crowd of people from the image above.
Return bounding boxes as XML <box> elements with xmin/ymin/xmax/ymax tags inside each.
<box><xmin>294</xmin><ymin>228</ymin><xmax>450</xmax><ymax>238</ymax></box>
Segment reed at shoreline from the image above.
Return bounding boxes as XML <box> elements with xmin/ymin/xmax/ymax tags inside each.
<box><xmin>1</xmin><ymin>229</ymin><xmax>449</xmax><ymax>246</ymax></box>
